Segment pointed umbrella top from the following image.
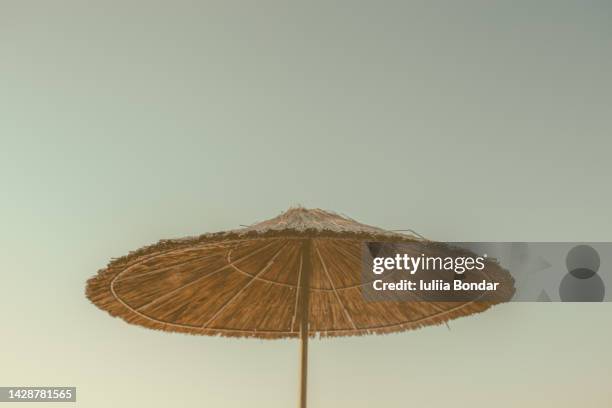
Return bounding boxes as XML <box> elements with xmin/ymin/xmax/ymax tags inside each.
<box><xmin>240</xmin><ymin>207</ymin><xmax>411</xmax><ymax>237</ymax></box>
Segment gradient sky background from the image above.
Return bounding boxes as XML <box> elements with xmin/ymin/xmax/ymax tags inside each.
<box><xmin>1</xmin><ymin>1</ymin><xmax>612</xmax><ymax>407</ymax></box>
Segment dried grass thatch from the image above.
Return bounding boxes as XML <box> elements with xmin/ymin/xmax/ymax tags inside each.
<box><xmin>86</xmin><ymin>207</ymin><xmax>514</xmax><ymax>339</ymax></box>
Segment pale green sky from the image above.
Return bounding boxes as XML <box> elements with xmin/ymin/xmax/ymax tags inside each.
<box><xmin>1</xmin><ymin>1</ymin><xmax>611</xmax><ymax>407</ymax></box>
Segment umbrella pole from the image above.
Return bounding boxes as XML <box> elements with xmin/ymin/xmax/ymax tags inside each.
<box><xmin>299</xmin><ymin>317</ymin><xmax>308</xmax><ymax>408</ymax></box>
<box><xmin>299</xmin><ymin>239</ymin><xmax>312</xmax><ymax>408</ymax></box>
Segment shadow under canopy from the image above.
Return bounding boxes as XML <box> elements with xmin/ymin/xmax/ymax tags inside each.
<box><xmin>86</xmin><ymin>207</ymin><xmax>514</xmax><ymax>408</ymax></box>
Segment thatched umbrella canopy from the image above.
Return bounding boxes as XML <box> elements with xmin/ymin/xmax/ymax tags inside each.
<box><xmin>86</xmin><ymin>207</ymin><xmax>514</xmax><ymax>407</ymax></box>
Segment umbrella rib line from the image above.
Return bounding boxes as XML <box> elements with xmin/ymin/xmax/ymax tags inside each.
<box><xmin>330</xmin><ymin>239</ymin><xmax>363</xmax><ymax>263</ymax></box>
<box><xmin>201</xmin><ymin>240</ymin><xmax>289</xmax><ymax>328</ymax></box>
<box><xmin>113</xmin><ymin>240</ymin><xmax>280</xmax><ymax>312</ymax></box>
<box><xmin>314</xmin><ymin>242</ymin><xmax>358</xmax><ymax>330</ymax></box>
<box><xmin>114</xmin><ymin>251</ymin><xmax>225</xmax><ymax>282</ymax></box>
<box><xmin>290</xmin><ymin>253</ymin><xmax>303</xmax><ymax>333</ymax></box>
<box><xmin>323</xmin><ymin>240</ymin><xmax>394</xmax><ymax>291</ymax></box>
<box><xmin>225</xmin><ymin>245</ymin><xmax>298</xmax><ymax>288</ymax></box>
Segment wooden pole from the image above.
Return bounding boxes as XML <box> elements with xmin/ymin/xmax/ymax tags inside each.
<box><xmin>299</xmin><ymin>239</ymin><xmax>312</xmax><ymax>408</ymax></box>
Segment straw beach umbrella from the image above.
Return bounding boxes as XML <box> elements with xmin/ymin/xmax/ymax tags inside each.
<box><xmin>86</xmin><ymin>207</ymin><xmax>514</xmax><ymax>407</ymax></box>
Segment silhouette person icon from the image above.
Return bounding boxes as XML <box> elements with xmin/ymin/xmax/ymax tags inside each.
<box><xmin>559</xmin><ymin>245</ymin><xmax>605</xmax><ymax>302</ymax></box>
